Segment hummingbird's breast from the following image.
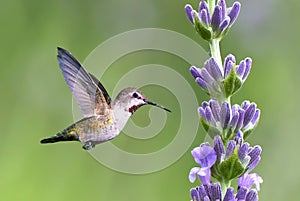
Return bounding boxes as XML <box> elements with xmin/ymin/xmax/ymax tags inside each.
<box><xmin>75</xmin><ymin>114</ymin><xmax>120</xmax><ymax>144</ymax></box>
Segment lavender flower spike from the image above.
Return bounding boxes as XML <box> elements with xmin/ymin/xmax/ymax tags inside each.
<box><xmin>185</xmin><ymin>0</ymin><xmax>242</xmax><ymax>40</ymax></box>
<box><xmin>185</xmin><ymin>0</ymin><xmax>262</xmax><ymax>200</ymax></box>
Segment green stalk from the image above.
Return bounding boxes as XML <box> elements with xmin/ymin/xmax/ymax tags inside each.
<box><xmin>209</xmin><ymin>38</ymin><xmax>222</xmax><ymax>69</ymax></box>
<box><xmin>221</xmin><ymin>179</ymin><xmax>231</xmax><ymax>198</ymax></box>
<box><xmin>207</xmin><ymin>0</ymin><xmax>216</xmax><ymax>15</ymax></box>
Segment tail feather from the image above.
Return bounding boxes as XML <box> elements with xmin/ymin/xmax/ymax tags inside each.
<box><xmin>40</xmin><ymin>133</ymin><xmax>78</xmax><ymax>144</ymax></box>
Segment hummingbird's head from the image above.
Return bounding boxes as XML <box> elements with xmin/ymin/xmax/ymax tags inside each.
<box><xmin>114</xmin><ymin>87</ymin><xmax>171</xmax><ymax>114</ymax></box>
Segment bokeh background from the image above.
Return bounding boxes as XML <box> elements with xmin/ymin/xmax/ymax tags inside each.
<box><xmin>0</xmin><ymin>0</ymin><xmax>298</xmax><ymax>200</ymax></box>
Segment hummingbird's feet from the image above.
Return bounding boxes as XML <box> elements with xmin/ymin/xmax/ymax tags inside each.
<box><xmin>82</xmin><ymin>141</ymin><xmax>95</xmax><ymax>150</ymax></box>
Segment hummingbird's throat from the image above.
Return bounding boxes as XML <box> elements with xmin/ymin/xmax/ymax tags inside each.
<box><xmin>128</xmin><ymin>104</ymin><xmax>143</xmax><ymax>114</ymax></box>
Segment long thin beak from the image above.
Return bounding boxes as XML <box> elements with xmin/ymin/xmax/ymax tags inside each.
<box><xmin>144</xmin><ymin>99</ymin><xmax>171</xmax><ymax>112</ymax></box>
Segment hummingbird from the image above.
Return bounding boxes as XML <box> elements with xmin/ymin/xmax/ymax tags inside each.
<box><xmin>40</xmin><ymin>47</ymin><xmax>171</xmax><ymax>150</ymax></box>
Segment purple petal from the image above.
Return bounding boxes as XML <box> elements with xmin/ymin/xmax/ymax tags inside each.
<box><xmin>251</xmin><ymin>109</ymin><xmax>260</xmax><ymax>125</ymax></box>
<box><xmin>248</xmin><ymin>146</ymin><xmax>262</xmax><ymax>169</ymax></box>
<box><xmin>224</xmin><ymin>187</ymin><xmax>235</xmax><ymax>201</ymax></box>
<box><xmin>247</xmin><ymin>156</ymin><xmax>260</xmax><ymax>172</ymax></box>
<box><xmin>236</xmin><ymin>60</ymin><xmax>246</xmax><ymax>78</ymax></box>
<box><xmin>228</xmin><ymin>2</ymin><xmax>241</xmax><ymax>26</ymax></box>
<box><xmin>224</xmin><ymin>54</ymin><xmax>236</xmax><ymax>77</ymax></box>
<box><xmin>199</xmin><ymin>9</ymin><xmax>209</xmax><ymax>25</ymax></box>
<box><xmin>238</xmin><ymin>142</ymin><xmax>249</xmax><ymax>161</ymax></box>
<box><xmin>218</xmin><ymin>0</ymin><xmax>226</xmax><ymax>21</ymax></box>
<box><xmin>230</xmin><ymin>111</ymin><xmax>239</xmax><ymax>130</ymax></box>
<box><xmin>205</xmin><ymin>107</ymin><xmax>217</xmax><ymax>126</ymax></box>
<box><xmin>200</xmin><ymin>68</ymin><xmax>215</xmax><ymax>85</ymax></box>
<box><xmin>241</xmin><ymin>100</ymin><xmax>250</xmax><ymax>110</ymax></box>
<box><xmin>236</xmin><ymin>109</ymin><xmax>245</xmax><ymax>130</ymax></box>
<box><xmin>190</xmin><ymin>66</ymin><xmax>201</xmax><ymax>79</ymax></box>
<box><xmin>246</xmin><ymin>189</ymin><xmax>258</xmax><ymax>201</ymax></box>
<box><xmin>203</xmin><ymin>196</ymin><xmax>210</xmax><ymax>201</ymax></box>
<box><xmin>196</xmin><ymin>77</ymin><xmax>208</xmax><ymax>90</ymax></box>
<box><xmin>191</xmin><ymin>143</ymin><xmax>217</xmax><ymax>167</ymax></box>
<box><xmin>220</xmin><ymin>102</ymin><xmax>231</xmax><ymax>129</ymax></box>
<box><xmin>209</xmin><ymin>99</ymin><xmax>221</xmax><ymax>121</ymax></box>
<box><xmin>225</xmin><ymin>140</ymin><xmax>236</xmax><ymax>158</ymax></box>
<box><xmin>202</xmin><ymin>101</ymin><xmax>209</xmax><ymax>108</ymax></box>
<box><xmin>196</xmin><ymin>77</ymin><xmax>207</xmax><ymax>90</ymax></box>
<box><xmin>211</xmin><ymin>6</ymin><xmax>222</xmax><ymax>31</ymax></box>
<box><xmin>231</xmin><ymin>104</ymin><xmax>239</xmax><ymax>114</ymax></box>
<box><xmin>198</xmin><ymin>167</ymin><xmax>211</xmax><ymax>185</ymax></box>
<box><xmin>189</xmin><ymin>167</ymin><xmax>201</xmax><ymax>182</ymax></box>
<box><xmin>210</xmin><ymin>183</ymin><xmax>222</xmax><ymax>200</ymax></box>
<box><xmin>214</xmin><ymin>135</ymin><xmax>225</xmax><ymax>160</ymax></box>
<box><xmin>218</xmin><ymin>17</ymin><xmax>230</xmax><ymax>34</ymax></box>
<box><xmin>238</xmin><ymin>173</ymin><xmax>263</xmax><ymax>191</ymax></box>
<box><xmin>190</xmin><ymin>188</ymin><xmax>200</xmax><ymax>201</ymax></box>
<box><xmin>198</xmin><ymin>186</ymin><xmax>208</xmax><ymax>200</ymax></box>
<box><xmin>242</xmin><ymin>57</ymin><xmax>252</xmax><ymax>80</ymax></box>
<box><xmin>198</xmin><ymin>107</ymin><xmax>207</xmax><ymax>121</ymax></box>
<box><xmin>236</xmin><ymin>186</ymin><xmax>247</xmax><ymax>200</ymax></box>
<box><xmin>185</xmin><ymin>4</ymin><xmax>194</xmax><ymax>24</ymax></box>
<box><xmin>234</xmin><ymin>130</ymin><xmax>244</xmax><ymax>145</ymax></box>
<box><xmin>243</xmin><ymin>103</ymin><xmax>256</xmax><ymax>127</ymax></box>
<box><xmin>205</xmin><ymin>57</ymin><xmax>223</xmax><ymax>81</ymax></box>
<box><xmin>199</xmin><ymin>0</ymin><xmax>210</xmax><ymax>20</ymax></box>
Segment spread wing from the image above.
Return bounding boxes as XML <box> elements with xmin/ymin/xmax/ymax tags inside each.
<box><xmin>57</xmin><ymin>47</ymin><xmax>111</xmax><ymax>117</ymax></box>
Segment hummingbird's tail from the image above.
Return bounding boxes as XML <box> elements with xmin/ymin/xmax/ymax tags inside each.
<box><xmin>40</xmin><ymin>129</ymin><xmax>79</xmax><ymax>144</ymax></box>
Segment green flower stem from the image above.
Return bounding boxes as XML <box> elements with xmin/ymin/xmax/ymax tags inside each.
<box><xmin>207</xmin><ymin>0</ymin><xmax>216</xmax><ymax>16</ymax></box>
<box><xmin>221</xmin><ymin>179</ymin><xmax>231</xmax><ymax>199</ymax></box>
<box><xmin>209</xmin><ymin>38</ymin><xmax>222</xmax><ymax>68</ymax></box>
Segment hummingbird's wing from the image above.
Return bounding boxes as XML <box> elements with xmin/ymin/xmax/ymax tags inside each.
<box><xmin>57</xmin><ymin>47</ymin><xmax>111</xmax><ymax>117</ymax></box>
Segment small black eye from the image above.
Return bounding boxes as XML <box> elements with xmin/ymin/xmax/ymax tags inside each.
<box><xmin>132</xmin><ymin>92</ymin><xmax>139</xmax><ymax>98</ymax></box>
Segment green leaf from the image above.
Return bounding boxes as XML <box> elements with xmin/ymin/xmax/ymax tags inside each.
<box><xmin>218</xmin><ymin>148</ymin><xmax>245</xmax><ymax>181</ymax></box>
<box><xmin>193</xmin><ymin>12</ymin><xmax>212</xmax><ymax>41</ymax></box>
<box><xmin>223</xmin><ymin>66</ymin><xmax>243</xmax><ymax>97</ymax></box>
<box><xmin>200</xmin><ymin>117</ymin><xmax>221</xmax><ymax>138</ymax></box>
<box><xmin>232</xmin><ymin>76</ymin><xmax>242</xmax><ymax>95</ymax></box>
<box><xmin>200</xmin><ymin>117</ymin><xmax>210</xmax><ymax>132</ymax></box>
<box><xmin>223</xmin><ymin>66</ymin><xmax>236</xmax><ymax>97</ymax></box>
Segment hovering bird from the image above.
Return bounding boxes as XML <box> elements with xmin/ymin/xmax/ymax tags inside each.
<box><xmin>40</xmin><ymin>47</ymin><xmax>171</xmax><ymax>150</ymax></box>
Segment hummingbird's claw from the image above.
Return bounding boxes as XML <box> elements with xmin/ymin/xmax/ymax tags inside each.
<box><xmin>82</xmin><ymin>141</ymin><xmax>95</xmax><ymax>150</ymax></box>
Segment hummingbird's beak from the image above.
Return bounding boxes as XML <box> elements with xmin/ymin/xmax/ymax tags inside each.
<box><xmin>144</xmin><ymin>99</ymin><xmax>171</xmax><ymax>112</ymax></box>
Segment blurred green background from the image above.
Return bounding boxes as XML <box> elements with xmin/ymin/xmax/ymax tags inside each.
<box><xmin>0</xmin><ymin>0</ymin><xmax>298</xmax><ymax>200</ymax></box>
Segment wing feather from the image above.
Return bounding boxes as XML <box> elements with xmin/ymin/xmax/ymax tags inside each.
<box><xmin>57</xmin><ymin>47</ymin><xmax>111</xmax><ymax>117</ymax></box>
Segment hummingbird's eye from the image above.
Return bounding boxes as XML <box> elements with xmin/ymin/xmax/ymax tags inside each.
<box><xmin>132</xmin><ymin>92</ymin><xmax>140</xmax><ymax>99</ymax></box>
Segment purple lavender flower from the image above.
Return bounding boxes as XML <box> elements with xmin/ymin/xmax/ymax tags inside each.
<box><xmin>190</xmin><ymin>55</ymin><xmax>252</xmax><ymax>98</ymax></box>
<box><xmin>185</xmin><ymin>0</ymin><xmax>241</xmax><ymax>40</ymax></box>
<box><xmin>189</xmin><ymin>143</ymin><xmax>217</xmax><ymax>184</ymax></box>
<box><xmin>199</xmin><ymin>100</ymin><xmax>260</xmax><ymax>139</ymax></box>
<box><xmin>190</xmin><ymin>183</ymin><xmax>259</xmax><ymax>201</ymax></box>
